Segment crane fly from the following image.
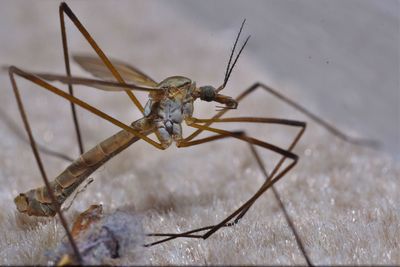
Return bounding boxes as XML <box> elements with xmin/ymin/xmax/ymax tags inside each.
<box><xmin>7</xmin><ymin>2</ymin><xmax>377</xmax><ymax>265</ymax></box>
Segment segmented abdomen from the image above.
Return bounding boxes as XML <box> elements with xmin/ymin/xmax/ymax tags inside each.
<box><xmin>14</xmin><ymin>128</ymin><xmax>140</xmax><ymax>216</ymax></box>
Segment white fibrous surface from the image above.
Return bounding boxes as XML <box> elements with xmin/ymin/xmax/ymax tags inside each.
<box><xmin>0</xmin><ymin>1</ymin><xmax>398</xmax><ymax>265</ymax></box>
<box><xmin>48</xmin><ymin>209</ymin><xmax>144</xmax><ymax>265</ymax></box>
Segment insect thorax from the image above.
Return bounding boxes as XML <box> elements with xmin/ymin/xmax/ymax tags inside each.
<box><xmin>142</xmin><ymin>76</ymin><xmax>195</xmax><ymax>147</ymax></box>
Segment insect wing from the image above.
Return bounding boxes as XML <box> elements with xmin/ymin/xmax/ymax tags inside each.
<box><xmin>73</xmin><ymin>55</ymin><xmax>158</xmax><ymax>88</ymax></box>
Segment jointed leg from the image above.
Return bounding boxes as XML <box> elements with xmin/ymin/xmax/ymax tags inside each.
<box><xmin>195</xmin><ymin>120</ymin><xmax>311</xmax><ymax>264</ymax></box>
<box><xmin>58</xmin><ymin>2</ymin><xmax>170</xmax><ymax>145</ymax></box>
<box><xmin>9</xmin><ymin>67</ymin><xmax>166</xmax><ymax>150</ymax></box>
<box><xmin>157</xmin><ymin>81</ymin><xmax>376</xmax><ymax>262</ymax></box>
<box><xmin>58</xmin><ymin>1</ymin><xmax>148</xmax><ymax>155</ymax></box>
<box><xmin>59</xmin><ymin>3</ymin><xmax>84</xmax><ymax>154</ymax></box>
<box><xmin>8</xmin><ymin>66</ymin><xmax>167</xmax><ymax>263</ymax></box>
<box><xmin>179</xmin><ymin>80</ymin><xmax>375</xmax><ymax>259</ymax></box>
<box><xmin>9</xmin><ymin>68</ymin><xmax>83</xmax><ymax>264</ymax></box>
<box><xmin>186</xmin><ymin>82</ymin><xmax>378</xmax><ymax>147</ymax></box>
<box><xmin>253</xmin><ymin>82</ymin><xmax>378</xmax><ymax>147</ymax></box>
<box><xmin>146</xmin><ymin>117</ymin><xmax>312</xmax><ymax>264</ymax></box>
<box><xmin>182</xmin><ymin>82</ymin><xmax>374</xmax><ymax>229</ymax></box>
<box><xmin>144</xmin><ymin>139</ymin><xmax>289</xmax><ymax>243</ymax></box>
<box><xmin>58</xmin><ymin>2</ymin><xmax>144</xmax><ymax>113</ymax></box>
<box><xmin>146</xmin><ymin>123</ymin><xmax>300</xmax><ymax>240</ymax></box>
<box><xmin>10</xmin><ymin>3</ymin><xmax>159</xmax><ymax>262</ymax></box>
<box><xmin>186</xmin><ymin>116</ymin><xmax>304</xmax><ymax>220</ymax></box>
<box><xmin>147</xmin><ymin>139</ymin><xmax>311</xmax><ymax>265</ymax></box>
<box><xmin>187</xmin><ymin>122</ymin><xmax>304</xmax><ymax>238</ymax></box>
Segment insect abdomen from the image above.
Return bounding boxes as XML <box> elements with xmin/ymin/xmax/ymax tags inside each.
<box><xmin>14</xmin><ymin>128</ymin><xmax>141</xmax><ymax>217</ymax></box>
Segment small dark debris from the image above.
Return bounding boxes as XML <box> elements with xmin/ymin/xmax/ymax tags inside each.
<box><xmin>47</xmin><ymin>210</ymin><xmax>144</xmax><ymax>265</ymax></box>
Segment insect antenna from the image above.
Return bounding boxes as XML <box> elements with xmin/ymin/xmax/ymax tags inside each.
<box><xmin>223</xmin><ymin>19</ymin><xmax>246</xmax><ymax>86</ymax></box>
<box><xmin>218</xmin><ymin>19</ymin><xmax>251</xmax><ymax>92</ymax></box>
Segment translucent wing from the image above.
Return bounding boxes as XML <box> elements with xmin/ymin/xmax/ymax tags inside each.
<box><xmin>34</xmin><ymin>73</ymin><xmax>160</xmax><ymax>92</ymax></box>
<box><xmin>73</xmin><ymin>54</ymin><xmax>158</xmax><ymax>87</ymax></box>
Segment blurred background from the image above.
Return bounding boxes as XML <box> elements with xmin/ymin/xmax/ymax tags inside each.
<box><xmin>0</xmin><ymin>0</ymin><xmax>398</xmax><ymax>158</ymax></box>
<box><xmin>0</xmin><ymin>1</ymin><xmax>398</xmax><ymax>265</ymax></box>
<box><xmin>176</xmin><ymin>0</ymin><xmax>400</xmax><ymax>158</ymax></box>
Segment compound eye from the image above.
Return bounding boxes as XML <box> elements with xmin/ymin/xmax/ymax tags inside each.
<box><xmin>199</xmin><ymin>86</ymin><xmax>216</xmax><ymax>102</ymax></box>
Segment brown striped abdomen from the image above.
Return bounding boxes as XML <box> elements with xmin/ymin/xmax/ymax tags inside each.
<box><xmin>14</xmin><ymin>128</ymin><xmax>141</xmax><ymax>217</ymax></box>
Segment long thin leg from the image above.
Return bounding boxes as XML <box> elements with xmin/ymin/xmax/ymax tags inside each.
<box><xmin>144</xmin><ymin>143</ymin><xmax>279</xmax><ymax>243</ymax></box>
<box><xmin>184</xmin><ymin>122</ymin><xmax>298</xmax><ymax>158</ymax></box>
<box><xmin>169</xmin><ymin>142</ymin><xmax>312</xmax><ymax>265</ymax></box>
<box><xmin>189</xmin><ymin>116</ymin><xmax>305</xmax><ymax>127</ymax></box>
<box><xmin>253</xmin><ymin>82</ymin><xmax>378</xmax><ymax>147</ymax></box>
<box><xmin>144</xmin><ymin>132</ymin><xmax>284</xmax><ymax>245</ymax></box>
<box><xmin>59</xmin><ymin>2</ymin><xmax>144</xmax><ymax>113</ymax></box>
<box><xmin>9</xmin><ymin>69</ymin><xmax>83</xmax><ymax>264</ymax></box>
<box><xmin>147</xmin><ymin>141</ymin><xmax>312</xmax><ymax>265</ymax></box>
<box><xmin>146</xmin><ymin>123</ymin><xmax>300</xmax><ymax>240</ymax></box>
<box><xmin>147</xmin><ymin>128</ymin><xmax>312</xmax><ymax>264</ymax></box>
<box><xmin>1</xmin><ymin>73</ymin><xmax>158</xmax><ymax>163</ymax></box>
<box><xmin>186</xmin><ymin>116</ymin><xmax>304</xmax><ymax>221</ymax></box>
<box><xmin>60</xmin><ymin>5</ymin><xmax>84</xmax><ymax>155</ymax></box>
<box><xmin>10</xmin><ymin>3</ymin><xmax>160</xmax><ymax>262</ymax></box>
<box><xmin>244</xmin><ymin>144</ymin><xmax>312</xmax><ymax>266</ymax></box>
<box><xmin>9</xmin><ymin>67</ymin><xmax>166</xmax><ymax>150</ymax></box>
<box><xmin>158</xmin><ymin>118</ymin><xmax>311</xmax><ymax>263</ymax></box>
<box><xmin>186</xmin><ymin>123</ymin><xmax>303</xmax><ymax>238</ymax></box>
<box><xmin>180</xmin><ymin>82</ymin><xmax>375</xmax><ymax>238</ymax></box>
<box><xmin>186</xmin><ymin>82</ymin><xmax>378</xmax><ymax>148</ymax></box>
<box><xmin>175</xmin><ymin>82</ymin><xmax>371</xmax><ymax>263</ymax></box>
<box><xmin>146</xmin><ymin>98</ymin><xmax>316</xmax><ymax>263</ymax></box>
<box><xmin>59</xmin><ymin>2</ymin><xmax>167</xmax><ymax>145</ymax></box>
<box><xmin>9</xmin><ymin>66</ymin><xmax>169</xmax><ymax>263</ymax></box>
<box><xmin>161</xmin><ymin>82</ymin><xmax>376</xmax><ymax>260</ymax></box>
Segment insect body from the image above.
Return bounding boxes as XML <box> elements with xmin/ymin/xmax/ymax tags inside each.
<box><xmin>142</xmin><ymin>77</ymin><xmax>197</xmax><ymax>146</ymax></box>
<box><xmin>144</xmin><ymin>76</ymin><xmax>237</xmax><ymax>147</ymax></box>
<box><xmin>14</xmin><ymin>73</ymin><xmax>238</xmax><ymax>216</ymax></box>
<box><xmin>9</xmin><ymin>2</ymin><xmax>377</xmax><ymax>264</ymax></box>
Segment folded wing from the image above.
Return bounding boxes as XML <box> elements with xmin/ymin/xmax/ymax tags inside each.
<box><xmin>73</xmin><ymin>55</ymin><xmax>158</xmax><ymax>89</ymax></box>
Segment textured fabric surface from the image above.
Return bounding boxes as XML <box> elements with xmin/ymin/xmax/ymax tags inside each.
<box><xmin>0</xmin><ymin>1</ymin><xmax>398</xmax><ymax>265</ymax></box>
